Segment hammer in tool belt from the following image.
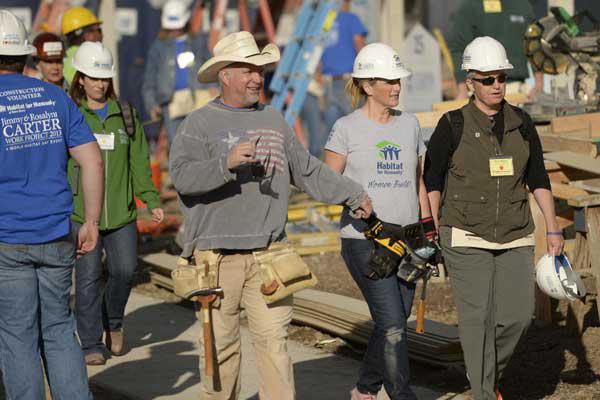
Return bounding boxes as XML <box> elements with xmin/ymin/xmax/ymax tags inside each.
<box><xmin>415</xmin><ymin>273</ymin><xmax>430</xmax><ymax>334</ymax></box>
<box><xmin>186</xmin><ymin>262</ymin><xmax>223</xmax><ymax>390</ymax></box>
<box><xmin>413</xmin><ymin>244</ymin><xmax>441</xmax><ymax>334</ymax></box>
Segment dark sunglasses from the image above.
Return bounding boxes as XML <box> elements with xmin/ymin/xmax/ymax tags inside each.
<box><xmin>471</xmin><ymin>73</ymin><xmax>507</xmax><ymax>86</ymax></box>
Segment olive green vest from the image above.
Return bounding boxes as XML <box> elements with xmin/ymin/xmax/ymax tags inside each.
<box><xmin>440</xmin><ymin>101</ymin><xmax>534</xmax><ymax>243</ymax></box>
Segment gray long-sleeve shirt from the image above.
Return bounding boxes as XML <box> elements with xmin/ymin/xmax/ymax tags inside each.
<box><xmin>169</xmin><ymin>99</ymin><xmax>366</xmax><ymax>256</ymax></box>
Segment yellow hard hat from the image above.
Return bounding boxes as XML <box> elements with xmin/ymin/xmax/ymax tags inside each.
<box><xmin>61</xmin><ymin>7</ymin><xmax>102</xmax><ymax>35</ymax></box>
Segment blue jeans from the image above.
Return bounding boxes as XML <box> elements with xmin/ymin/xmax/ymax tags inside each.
<box><xmin>74</xmin><ymin>221</ymin><xmax>138</xmax><ymax>355</ymax></box>
<box><xmin>162</xmin><ymin>104</ymin><xmax>184</xmax><ymax>145</ymax></box>
<box><xmin>300</xmin><ymin>93</ymin><xmax>326</xmax><ymax>158</ymax></box>
<box><xmin>0</xmin><ymin>234</ymin><xmax>92</xmax><ymax>400</ymax></box>
<box><xmin>323</xmin><ymin>79</ymin><xmax>352</xmax><ymax>137</ymax></box>
<box><xmin>341</xmin><ymin>238</ymin><xmax>417</xmax><ymax>400</ymax></box>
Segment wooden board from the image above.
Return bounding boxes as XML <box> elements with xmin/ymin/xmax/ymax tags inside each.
<box><xmin>539</xmin><ymin>134</ymin><xmax>597</xmax><ymax>155</ymax></box>
<box><xmin>551</xmin><ymin>112</ymin><xmax>600</xmax><ymax>135</ymax></box>
<box><xmin>568</xmin><ymin>194</ymin><xmax>600</xmax><ymax>208</ymax></box>
<box><xmin>570</xmin><ymin>178</ymin><xmax>600</xmax><ymax>193</ymax></box>
<box><xmin>586</xmin><ymin>208</ymin><xmax>600</xmax><ymax>323</ymax></box>
<box><xmin>415</xmin><ymin>110</ymin><xmax>444</xmax><ymax>128</ymax></box>
<box><xmin>548</xmin><ymin>167</ymin><xmax>600</xmax><ymax>184</ymax></box>
<box><xmin>544</xmin><ymin>151</ymin><xmax>600</xmax><ymax>175</ymax></box>
<box><xmin>550</xmin><ymin>182</ymin><xmax>589</xmax><ymax>200</ymax></box>
<box><xmin>544</xmin><ymin>161</ymin><xmax>561</xmax><ymax>171</ymax></box>
<box><xmin>288</xmin><ymin>203</ymin><xmax>342</xmax><ymax>222</ymax></box>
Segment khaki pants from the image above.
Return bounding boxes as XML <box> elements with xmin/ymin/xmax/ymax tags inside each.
<box><xmin>439</xmin><ymin>227</ymin><xmax>534</xmax><ymax>400</ymax></box>
<box><xmin>198</xmin><ymin>252</ymin><xmax>294</xmax><ymax>400</ymax></box>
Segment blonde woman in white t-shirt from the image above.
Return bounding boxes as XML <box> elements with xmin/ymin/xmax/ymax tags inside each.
<box><xmin>324</xmin><ymin>43</ymin><xmax>435</xmax><ymax>400</ymax></box>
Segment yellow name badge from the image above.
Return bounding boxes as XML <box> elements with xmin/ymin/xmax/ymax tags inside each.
<box><xmin>94</xmin><ymin>133</ymin><xmax>115</xmax><ymax>151</ymax></box>
<box><xmin>483</xmin><ymin>0</ymin><xmax>502</xmax><ymax>13</ymax></box>
<box><xmin>489</xmin><ymin>156</ymin><xmax>514</xmax><ymax>176</ymax></box>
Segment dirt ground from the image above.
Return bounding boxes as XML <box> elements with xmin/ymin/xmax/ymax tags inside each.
<box><xmin>132</xmin><ymin>236</ymin><xmax>600</xmax><ymax>399</ymax></box>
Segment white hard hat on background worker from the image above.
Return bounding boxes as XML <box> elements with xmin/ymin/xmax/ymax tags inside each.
<box><xmin>0</xmin><ymin>9</ymin><xmax>35</xmax><ymax>55</ymax></box>
<box><xmin>461</xmin><ymin>36</ymin><xmax>514</xmax><ymax>72</ymax></box>
<box><xmin>352</xmin><ymin>42</ymin><xmax>411</xmax><ymax>80</ymax></box>
<box><xmin>72</xmin><ymin>41</ymin><xmax>116</xmax><ymax>78</ymax></box>
<box><xmin>161</xmin><ymin>0</ymin><xmax>191</xmax><ymax>30</ymax></box>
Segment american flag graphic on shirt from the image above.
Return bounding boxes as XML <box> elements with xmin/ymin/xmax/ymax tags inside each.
<box><xmin>247</xmin><ymin>129</ymin><xmax>286</xmax><ymax>174</ymax></box>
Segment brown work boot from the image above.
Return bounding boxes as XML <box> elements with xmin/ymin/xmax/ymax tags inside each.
<box><xmin>106</xmin><ymin>329</ymin><xmax>125</xmax><ymax>356</ymax></box>
<box><xmin>85</xmin><ymin>352</ymin><xmax>106</xmax><ymax>366</ymax></box>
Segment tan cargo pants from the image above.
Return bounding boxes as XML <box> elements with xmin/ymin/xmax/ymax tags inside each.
<box><xmin>197</xmin><ymin>252</ymin><xmax>294</xmax><ymax>400</ymax></box>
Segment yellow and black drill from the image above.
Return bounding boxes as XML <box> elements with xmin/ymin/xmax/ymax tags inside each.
<box><xmin>363</xmin><ymin>215</ymin><xmax>408</xmax><ymax>279</ymax></box>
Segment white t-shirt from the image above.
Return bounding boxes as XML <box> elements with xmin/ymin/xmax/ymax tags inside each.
<box><xmin>325</xmin><ymin>108</ymin><xmax>426</xmax><ymax>239</ymax></box>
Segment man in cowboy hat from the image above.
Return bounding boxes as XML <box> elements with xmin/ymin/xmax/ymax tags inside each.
<box><xmin>169</xmin><ymin>31</ymin><xmax>373</xmax><ymax>400</ymax></box>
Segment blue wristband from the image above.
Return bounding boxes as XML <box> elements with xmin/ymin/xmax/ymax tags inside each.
<box><xmin>546</xmin><ymin>232</ymin><xmax>562</xmax><ymax>236</ymax></box>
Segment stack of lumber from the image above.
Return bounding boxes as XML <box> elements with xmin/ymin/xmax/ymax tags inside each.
<box><xmin>142</xmin><ymin>253</ymin><xmax>464</xmax><ymax>367</ymax></box>
<box><xmin>534</xmin><ymin>112</ymin><xmax>600</xmax><ymax>331</ymax></box>
<box><xmin>538</xmin><ymin>112</ymin><xmax>600</xmax><ymax>159</ymax></box>
<box><xmin>286</xmin><ymin>194</ymin><xmax>343</xmax><ymax>255</ymax></box>
<box><xmin>294</xmin><ymin>290</ymin><xmax>463</xmax><ymax>367</ymax></box>
<box><xmin>538</xmin><ymin>112</ymin><xmax>600</xmax><ymax>227</ymax></box>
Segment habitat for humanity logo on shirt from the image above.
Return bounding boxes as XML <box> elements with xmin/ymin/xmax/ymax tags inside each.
<box><xmin>375</xmin><ymin>140</ymin><xmax>403</xmax><ymax>175</ymax></box>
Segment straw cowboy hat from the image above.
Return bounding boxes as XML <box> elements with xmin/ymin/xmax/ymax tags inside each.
<box><xmin>197</xmin><ymin>31</ymin><xmax>280</xmax><ymax>83</ymax></box>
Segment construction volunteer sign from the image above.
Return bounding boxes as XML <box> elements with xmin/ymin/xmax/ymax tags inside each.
<box><xmin>1</xmin><ymin>87</ymin><xmax>63</xmax><ymax>152</ymax></box>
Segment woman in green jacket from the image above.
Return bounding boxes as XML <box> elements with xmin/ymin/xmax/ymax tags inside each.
<box><xmin>68</xmin><ymin>42</ymin><xmax>164</xmax><ymax>365</ymax></box>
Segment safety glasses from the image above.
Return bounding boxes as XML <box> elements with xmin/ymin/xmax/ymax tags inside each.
<box><xmin>471</xmin><ymin>73</ymin><xmax>507</xmax><ymax>86</ymax></box>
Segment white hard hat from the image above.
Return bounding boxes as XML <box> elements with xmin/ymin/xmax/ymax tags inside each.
<box><xmin>536</xmin><ymin>253</ymin><xmax>586</xmax><ymax>301</ymax></box>
<box><xmin>461</xmin><ymin>36</ymin><xmax>514</xmax><ymax>72</ymax></box>
<box><xmin>162</xmin><ymin>0</ymin><xmax>191</xmax><ymax>30</ymax></box>
<box><xmin>72</xmin><ymin>41</ymin><xmax>116</xmax><ymax>78</ymax></box>
<box><xmin>352</xmin><ymin>43</ymin><xmax>411</xmax><ymax>80</ymax></box>
<box><xmin>0</xmin><ymin>10</ymin><xmax>35</xmax><ymax>56</ymax></box>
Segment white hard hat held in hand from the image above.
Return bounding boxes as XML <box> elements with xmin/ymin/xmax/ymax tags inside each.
<box><xmin>162</xmin><ymin>0</ymin><xmax>191</xmax><ymax>30</ymax></box>
<box><xmin>535</xmin><ymin>253</ymin><xmax>586</xmax><ymax>301</ymax></box>
<box><xmin>0</xmin><ymin>10</ymin><xmax>35</xmax><ymax>56</ymax></box>
<box><xmin>72</xmin><ymin>41</ymin><xmax>116</xmax><ymax>78</ymax></box>
<box><xmin>461</xmin><ymin>36</ymin><xmax>514</xmax><ymax>72</ymax></box>
<box><xmin>352</xmin><ymin>43</ymin><xmax>411</xmax><ymax>80</ymax></box>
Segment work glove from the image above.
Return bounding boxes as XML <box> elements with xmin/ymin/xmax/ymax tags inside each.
<box><xmin>420</xmin><ymin>216</ymin><xmax>437</xmax><ymax>240</ymax></box>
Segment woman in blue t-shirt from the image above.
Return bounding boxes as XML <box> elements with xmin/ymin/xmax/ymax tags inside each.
<box><xmin>324</xmin><ymin>43</ymin><xmax>435</xmax><ymax>400</ymax></box>
<box><xmin>68</xmin><ymin>42</ymin><xmax>164</xmax><ymax>366</ymax></box>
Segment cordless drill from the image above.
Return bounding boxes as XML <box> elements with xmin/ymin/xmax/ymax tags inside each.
<box><xmin>363</xmin><ymin>215</ymin><xmax>407</xmax><ymax>279</ymax></box>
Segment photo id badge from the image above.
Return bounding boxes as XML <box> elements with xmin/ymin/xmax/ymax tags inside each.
<box><xmin>489</xmin><ymin>156</ymin><xmax>514</xmax><ymax>177</ymax></box>
<box><xmin>94</xmin><ymin>133</ymin><xmax>115</xmax><ymax>151</ymax></box>
<box><xmin>483</xmin><ymin>0</ymin><xmax>502</xmax><ymax>13</ymax></box>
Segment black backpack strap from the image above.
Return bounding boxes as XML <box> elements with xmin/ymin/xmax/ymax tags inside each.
<box><xmin>508</xmin><ymin>104</ymin><xmax>530</xmax><ymax>142</ymax></box>
<box><xmin>445</xmin><ymin>109</ymin><xmax>464</xmax><ymax>155</ymax></box>
<box><xmin>116</xmin><ymin>100</ymin><xmax>136</xmax><ymax>137</ymax></box>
